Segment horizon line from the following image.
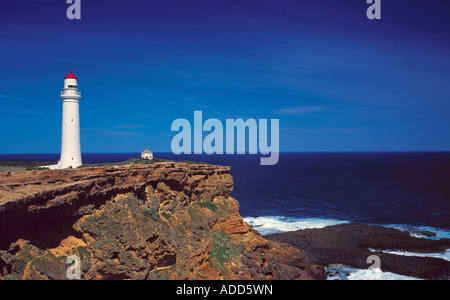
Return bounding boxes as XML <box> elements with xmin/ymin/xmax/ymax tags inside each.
<box><xmin>1</xmin><ymin>150</ymin><xmax>450</xmax><ymax>155</ymax></box>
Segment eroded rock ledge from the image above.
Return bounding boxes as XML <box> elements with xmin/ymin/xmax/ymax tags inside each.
<box><xmin>0</xmin><ymin>163</ymin><xmax>323</xmax><ymax>280</ymax></box>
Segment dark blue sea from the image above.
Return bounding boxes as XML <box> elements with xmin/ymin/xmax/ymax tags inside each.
<box><xmin>1</xmin><ymin>152</ymin><xmax>449</xmax><ymax>238</ymax></box>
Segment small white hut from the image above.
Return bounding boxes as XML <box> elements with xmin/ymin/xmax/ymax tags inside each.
<box><xmin>141</xmin><ymin>149</ymin><xmax>153</xmax><ymax>160</ymax></box>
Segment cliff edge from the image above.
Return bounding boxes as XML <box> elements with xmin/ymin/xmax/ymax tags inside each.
<box><xmin>0</xmin><ymin>163</ymin><xmax>323</xmax><ymax>280</ymax></box>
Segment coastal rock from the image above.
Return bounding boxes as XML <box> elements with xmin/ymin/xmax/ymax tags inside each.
<box><xmin>0</xmin><ymin>163</ymin><xmax>321</xmax><ymax>280</ymax></box>
<box><xmin>266</xmin><ymin>223</ymin><xmax>450</xmax><ymax>280</ymax></box>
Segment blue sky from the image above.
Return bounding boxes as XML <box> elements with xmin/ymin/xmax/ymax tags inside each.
<box><xmin>0</xmin><ymin>0</ymin><xmax>449</xmax><ymax>153</ymax></box>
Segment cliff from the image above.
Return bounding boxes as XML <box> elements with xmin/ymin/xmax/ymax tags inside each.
<box><xmin>0</xmin><ymin>163</ymin><xmax>323</xmax><ymax>280</ymax></box>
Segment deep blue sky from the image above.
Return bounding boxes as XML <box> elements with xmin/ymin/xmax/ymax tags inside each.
<box><xmin>0</xmin><ymin>0</ymin><xmax>449</xmax><ymax>154</ymax></box>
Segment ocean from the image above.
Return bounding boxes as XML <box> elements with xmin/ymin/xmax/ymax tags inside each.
<box><xmin>2</xmin><ymin>151</ymin><xmax>449</xmax><ymax>279</ymax></box>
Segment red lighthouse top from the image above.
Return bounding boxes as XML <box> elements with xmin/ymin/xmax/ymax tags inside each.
<box><xmin>64</xmin><ymin>70</ymin><xmax>77</xmax><ymax>79</ymax></box>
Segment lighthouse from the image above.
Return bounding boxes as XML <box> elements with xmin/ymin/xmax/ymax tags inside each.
<box><xmin>59</xmin><ymin>70</ymin><xmax>82</xmax><ymax>169</ymax></box>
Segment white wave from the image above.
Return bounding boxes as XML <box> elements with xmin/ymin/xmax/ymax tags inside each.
<box><xmin>243</xmin><ymin>215</ymin><xmax>349</xmax><ymax>235</ymax></box>
<box><xmin>326</xmin><ymin>266</ymin><xmax>422</xmax><ymax>280</ymax></box>
<box><xmin>383</xmin><ymin>224</ymin><xmax>450</xmax><ymax>240</ymax></box>
<box><xmin>369</xmin><ymin>248</ymin><xmax>450</xmax><ymax>262</ymax></box>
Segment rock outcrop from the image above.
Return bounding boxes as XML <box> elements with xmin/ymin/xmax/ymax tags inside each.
<box><xmin>0</xmin><ymin>163</ymin><xmax>323</xmax><ymax>280</ymax></box>
<box><xmin>266</xmin><ymin>223</ymin><xmax>450</xmax><ymax>280</ymax></box>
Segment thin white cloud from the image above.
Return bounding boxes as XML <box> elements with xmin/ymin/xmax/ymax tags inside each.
<box><xmin>0</xmin><ymin>107</ymin><xmax>47</xmax><ymax>116</ymax></box>
<box><xmin>274</xmin><ymin>106</ymin><xmax>328</xmax><ymax>115</ymax></box>
<box><xmin>289</xmin><ymin>127</ymin><xmax>363</xmax><ymax>133</ymax></box>
<box><xmin>115</xmin><ymin>124</ymin><xmax>143</xmax><ymax>129</ymax></box>
<box><xmin>81</xmin><ymin>128</ymin><xmax>143</xmax><ymax>136</ymax></box>
<box><xmin>105</xmin><ymin>131</ymin><xmax>143</xmax><ymax>136</ymax></box>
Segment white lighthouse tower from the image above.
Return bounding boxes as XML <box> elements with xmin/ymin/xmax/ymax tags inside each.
<box><xmin>59</xmin><ymin>70</ymin><xmax>82</xmax><ymax>169</ymax></box>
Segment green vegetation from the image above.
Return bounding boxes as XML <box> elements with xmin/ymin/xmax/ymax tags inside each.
<box><xmin>86</xmin><ymin>213</ymin><xmax>109</xmax><ymax>223</ymax></box>
<box><xmin>0</xmin><ymin>156</ymin><xmax>206</xmax><ymax>171</ymax></box>
<box><xmin>0</xmin><ymin>161</ymin><xmax>55</xmax><ymax>167</ymax></box>
<box><xmin>76</xmin><ymin>246</ymin><xmax>92</xmax><ymax>259</ymax></box>
<box><xmin>13</xmin><ymin>249</ymin><xmax>34</xmax><ymax>275</ymax></box>
<box><xmin>195</xmin><ymin>201</ymin><xmax>218</xmax><ymax>212</ymax></box>
<box><xmin>161</xmin><ymin>211</ymin><xmax>172</xmax><ymax>220</ymax></box>
<box><xmin>25</xmin><ymin>166</ymin><xmax>50</xmax><ymax>171</ymax></box>
<box><xmin>180</xmin><ymin>160</ymin><xmax>206</xmax><ymax>165</ymax></box>
<box><xmin>188</xmin><ymin>204</ymin><xmax>206</xmax><ymax>224</ymax></box>
<box><xmin>210</xmin><ymin>229</ymin><xmax>239</xmax><ymax>268</ymax></box>
<box><xmin>81</xmin><ymin>157</ymin><xmax>159</xmax><ymax>168</ymax></box>
<box><xmin>143</xmin><ymin>208</ymin><xmax>160</xmax><ymax>221</ymax></box>
<box><xmin>0</xmin><ymin>161</ymin><xmax>55</xmax><ymax>171</ymax></box>
<box><xmin>12</xmin><ymin>247</ymin><xmax>67</xmax><ymax>280</ymax></box>
<box><xmin>93</xmin><ymin>241</ymin><xmax>103</xmax><ymax>250</ymax></box>
<box><xmin>81</xmin><ymin>157</ymin><xmax>206</xmax><ymax>168</ymax></box>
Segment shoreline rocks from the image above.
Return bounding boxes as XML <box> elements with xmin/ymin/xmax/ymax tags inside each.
<box><xmin>265</xmin><ymin>223</ymin><xmax>450</xmax><ymax>280</ymax></box>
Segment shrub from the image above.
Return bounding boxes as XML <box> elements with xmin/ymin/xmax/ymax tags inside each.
<box><xmin>143</xmin><ymin>208</ymin><xmax>159</xmax><ymax>221</ymax></box>
<box><xmin>210</xmin><ymin>229</ymin><xmax>239</xmax><ymax>268</ymax></box>
<box><xmin>195</xmin><ymin>201</ymin><xmax>218</xmax><ymax>212</ymax></box>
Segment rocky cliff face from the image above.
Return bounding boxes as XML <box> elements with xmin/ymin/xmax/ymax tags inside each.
<box><xmin>0</xmin><ymin>163</ymin><xmax>323</xmax><ymax>280</ymax></box>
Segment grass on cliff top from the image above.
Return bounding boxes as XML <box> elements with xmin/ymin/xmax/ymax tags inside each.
<box><xmin>0</xmin><ymin>157</ymin><xmax>205</xmax><ymax>171</ymax></box>
<box><xmin>81</xmin><ymin>157</ymin><xmax>206</xmax><ymax>168</ymax></box>
<box><xmin>0</xmin><ymin>161</ymin><xmax>56</xmax><ymax>171</ymax></box>
<box><xmin>0</xmin><ymin>161</ymin><xmax>55</xmax><ymax>167</ymax></box>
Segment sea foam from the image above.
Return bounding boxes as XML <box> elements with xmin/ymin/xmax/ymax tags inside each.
<box><xmin>369</xmin><ymin>248</ymin><xmax>450</xmax><ymax>262</ymax></box>
<box><xmin>384</xmin><ymin>224</ymin><xmax>450</xmax><ymax>240</ymax></box>
<box><xmin>326</xmin><ymin>266</ymin><xmax>422</xmax><ymax>280</ymax></box>
<box><xmin>243</xmin><ymin>215</ymin><xmax>349</xmax><ymax>235</ymax></box>
<box><xmin>243</xmin><ymin>215</ymin><xmax>450</xmax><ymax>241</ymax></box>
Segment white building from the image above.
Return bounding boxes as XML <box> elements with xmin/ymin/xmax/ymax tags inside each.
<box><xmin>141</xmin><ymin>149</ymin><xmax>153</xmax><ymax>160</ymax></box>
<box><xmin>59</xmin><ymin>70</ymin><xmax>82</xmax><ymax>169</ymax></box>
